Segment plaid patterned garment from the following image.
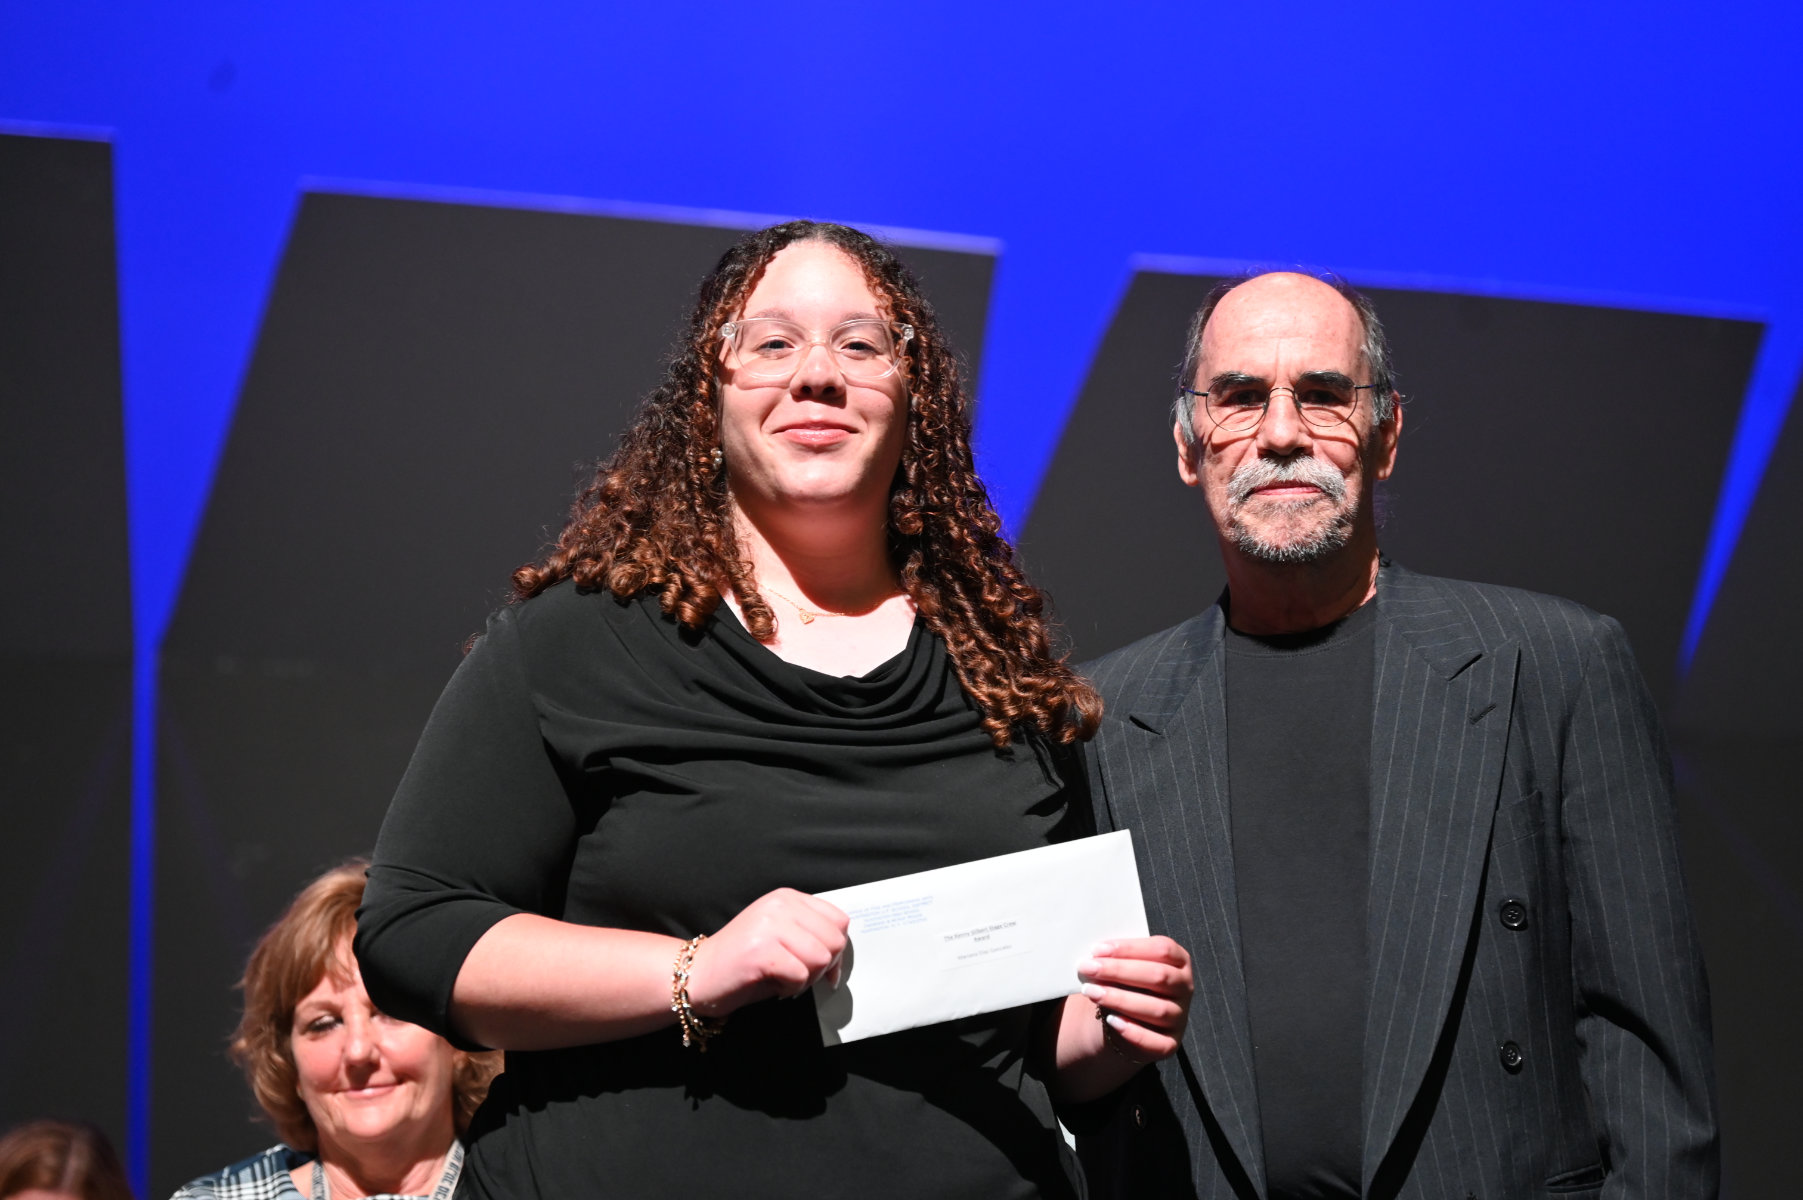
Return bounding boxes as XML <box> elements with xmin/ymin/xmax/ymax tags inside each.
<box><xmin>168</xmin><ymin>1143</ymin><xmax>463</xmax><ymax>1200</ymax></box>
<box><xmin>168</xmin><ymin>1145</ymin><xmax>310</xmax><ymax>1200</ymax></box>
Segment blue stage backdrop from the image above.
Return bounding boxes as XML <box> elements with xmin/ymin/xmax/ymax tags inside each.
<box><xmin>2</xmin><ymin>3</ymin><xmax>1800</xmax><ymax>1195</ymax></box>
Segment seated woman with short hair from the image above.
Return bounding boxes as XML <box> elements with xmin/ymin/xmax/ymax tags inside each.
<box><xmin>170</xmin><ymin>862</ymin><xmax>497</xmax><ymax>1200</ymax></box>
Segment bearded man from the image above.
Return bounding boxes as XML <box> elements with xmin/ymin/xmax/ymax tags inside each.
<box><xmin>1072</xmin><ymin>272</ymin><xmax>1718</xmax><ymax>1200</ymax></box>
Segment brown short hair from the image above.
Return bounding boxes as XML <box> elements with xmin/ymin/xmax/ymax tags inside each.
<box><xmin>229</xmin><ymin>861</ymin><xmax>499</xmax><ymax>1151</ymax></box>
<box><xmin>0</xmin><ymin>1119</ymin><xmax>131</xmax><ymax>1200</ymax></box>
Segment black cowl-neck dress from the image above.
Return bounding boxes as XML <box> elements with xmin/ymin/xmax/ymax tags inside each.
<box><xmin>356</xmin><ymin>582</ymin><xmax>1084</xmax><ymax>1199</ymax></box>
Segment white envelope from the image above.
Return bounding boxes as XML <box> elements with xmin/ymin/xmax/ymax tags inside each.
<box><xmin>812</xmin><ymin>830</ymin><xmax>1149</xmax><ymax>1045</ymax></box>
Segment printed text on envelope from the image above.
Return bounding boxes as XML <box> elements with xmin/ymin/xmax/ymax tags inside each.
<box><xmin>937</xmin><ymin>914</ymin><xmax>1030</xmax><ymax>969</ymax></box>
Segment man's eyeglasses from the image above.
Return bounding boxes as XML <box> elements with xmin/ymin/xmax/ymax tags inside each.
<box><xmin>1181</xmin><ymin>375</ymin><xmax>1379</xmax><ymax>434</ymax></box>
<box><xmin>721</xmin><ymin>318</ymin><xmax>914</xmax><ymax>385</ymax></box>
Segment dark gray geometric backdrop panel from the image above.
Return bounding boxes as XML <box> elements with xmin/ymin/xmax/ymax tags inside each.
<box><xmin>1019</xmin><ymin>271</ymin><xmax>1221</xmax><ymax>659</ymax></box>
<box><xmin>0</xmin><ymin>132</ymin><xmax>132</xmax><ymax>1148</ymax></box>
<box><xmin>1667</xmin><ymin>376</ymin><xmax>1803</xmax><ymax>1197</ymax></box>
<box><xmin>150</xmin><ymin>194</ymin><xmax>996</xmax><ymax>1193</ymax></box>
<box><xmin>1677</xmin><ymin>374</ymin><xmax>1803</xmax><ymax>740</ymax></box>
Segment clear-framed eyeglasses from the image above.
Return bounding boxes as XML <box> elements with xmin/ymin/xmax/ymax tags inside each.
<box><xmin>720</xmin><ymin>317</ymin><xmax>914</xmax><ymax>385</ymax></box>
<box><xmin>1180</xmin><ymin>375</ymin><xmax>1380</xmax><ymax>434</ymax></box>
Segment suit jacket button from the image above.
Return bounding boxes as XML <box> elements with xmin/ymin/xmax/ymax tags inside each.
<box><xmin>1499</xmin><ymin>1040</ymin><xmax>1524</xmax><ymax>1072</ymax></box>
<box><xmin>1133</xmin><ymin>1104</ymin><xmax>1148</xmax><ymax>1128</ymax></box>
<box><xmin>1499</xmin><ymin>898</ymin><xmax>1529</xmax><ymax>930</ymax></box>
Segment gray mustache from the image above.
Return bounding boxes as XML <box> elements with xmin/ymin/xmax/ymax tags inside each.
<box><xmin>1226</xmin><ymin>457</ymin><xmax>1348</xmax><ymax>505</ymax></box>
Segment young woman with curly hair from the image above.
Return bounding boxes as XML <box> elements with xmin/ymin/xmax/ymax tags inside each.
<box><xmin>356</xmin><ymin>221</ymin><xmax>1193</xmax><ymax>1199</ymax></box>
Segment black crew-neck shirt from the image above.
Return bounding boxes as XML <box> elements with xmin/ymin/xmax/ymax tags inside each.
<box><xmin>1224</xmin><ymin>599</ymin><xmax>1376</xmax><ymax>1199</ymax></box>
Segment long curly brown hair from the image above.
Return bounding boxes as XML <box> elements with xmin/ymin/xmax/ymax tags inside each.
<box><xmin>514</xmin><ymin>220</ymin><xmax>1098</xmax><ymax>746</ymax></box>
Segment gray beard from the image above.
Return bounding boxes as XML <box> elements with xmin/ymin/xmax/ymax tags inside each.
<box><xmin>1223</xmin><ymin>456</ymin><xmax>1355</xmax><ymax>565</ymax></box>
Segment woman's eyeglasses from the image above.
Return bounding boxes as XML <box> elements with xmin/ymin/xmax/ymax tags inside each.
<box><xmin>722</xmin><ymin>318</ymin><xmax>914</xmax><ymax>385</ymax></box>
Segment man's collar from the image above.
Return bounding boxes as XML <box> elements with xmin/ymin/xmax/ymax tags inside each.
<box><xmin>1373</xmin><ymin>562</ymin><xmax>1488</xmax><ymax>680</ymax></box>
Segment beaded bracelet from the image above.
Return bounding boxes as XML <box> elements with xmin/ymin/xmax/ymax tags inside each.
<box><xmin>1095</xmin><ymin>1002</ymin><xmax>1152</xmax><ymax>1065</ymax></box>
<box><xmin>671</xmin><ymin>935</ymin><xmax>726</xmax><ymax>1052</ymax></box>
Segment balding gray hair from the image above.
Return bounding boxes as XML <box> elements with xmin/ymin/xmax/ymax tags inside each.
<box><xmin>1173</xmin><ymin>272</ymin><xmax>1398</xmax><ymax>444</ymax></box>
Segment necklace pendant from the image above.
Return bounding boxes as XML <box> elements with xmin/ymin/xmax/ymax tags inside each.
<box><xmin>798</xmin><ymin>610</ymin><xmax>817</xmax><ymax>624</ymax></box>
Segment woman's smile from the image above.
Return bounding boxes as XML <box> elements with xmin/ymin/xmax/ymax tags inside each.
<box><xmin>774</xmin><ymin>417</ymin><xmax>856</xmax><ymax>448</ymax></box>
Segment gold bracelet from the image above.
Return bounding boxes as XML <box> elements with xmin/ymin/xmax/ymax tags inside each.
<box><xmin>670</xmin><ymin>935</ymin><xmax>726</xmax><ymax>1051</ymax></box>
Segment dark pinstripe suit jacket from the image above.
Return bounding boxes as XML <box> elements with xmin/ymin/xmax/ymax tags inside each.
<box><xmin>1074</xmin><ymin>564</ymin><xmax>1717</xmax><ymax>1200</ymax></box>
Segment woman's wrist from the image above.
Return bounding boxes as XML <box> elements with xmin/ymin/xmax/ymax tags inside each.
<box><xmin>669</xmin><ymin>935</ymin><xmax>726</xmax><ymax>1050</ymax></box>
<box><xmin>680</xmin><ymin>932</ymin><xmax>728</xmax><ymax>1019</ymax></box>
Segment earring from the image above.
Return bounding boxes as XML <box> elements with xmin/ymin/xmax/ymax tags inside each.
<box><xmin>709</xmin><ymin>447</ymin><xmax>724</xmax><ymax>470</ymax></box>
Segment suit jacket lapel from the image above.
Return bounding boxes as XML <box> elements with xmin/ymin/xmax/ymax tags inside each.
<box><xmin>1102</xmin><ymin>606</ymin><xmax>1267</xmax><ymax>1197</ymax></box>
<box><xmin>1361</xmin><ymin>568</ymin><xmax>1519</xmax><ymax>1190</ymax></box>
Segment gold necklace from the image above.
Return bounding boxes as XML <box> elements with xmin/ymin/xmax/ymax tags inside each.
<box><xmin>759</xmin><ymin>583</ymin><xmax>851</xmax><ymax>624</ymax></box>
<box><xmin>761</xmin><ymin>583</ymin><xmax>903</xmax><ymax>624</ymax></box>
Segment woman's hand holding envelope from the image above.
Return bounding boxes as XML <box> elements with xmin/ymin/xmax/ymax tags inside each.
<box><xmin>688</xmin><ymin>888</ymin><xmax>852</xmax><ymax>1016</ymax></box>
<box><xmin>1047</xmin><ymin>935</ymin><xmax>1195</xmax><ymax>1103</ymax></box>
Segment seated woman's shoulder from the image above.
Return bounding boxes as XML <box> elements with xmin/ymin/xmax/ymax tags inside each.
<box><xmin>168</xmin><ymin>1144</ymin><xmax>310</xmax><ymax>1200</ymax></box>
